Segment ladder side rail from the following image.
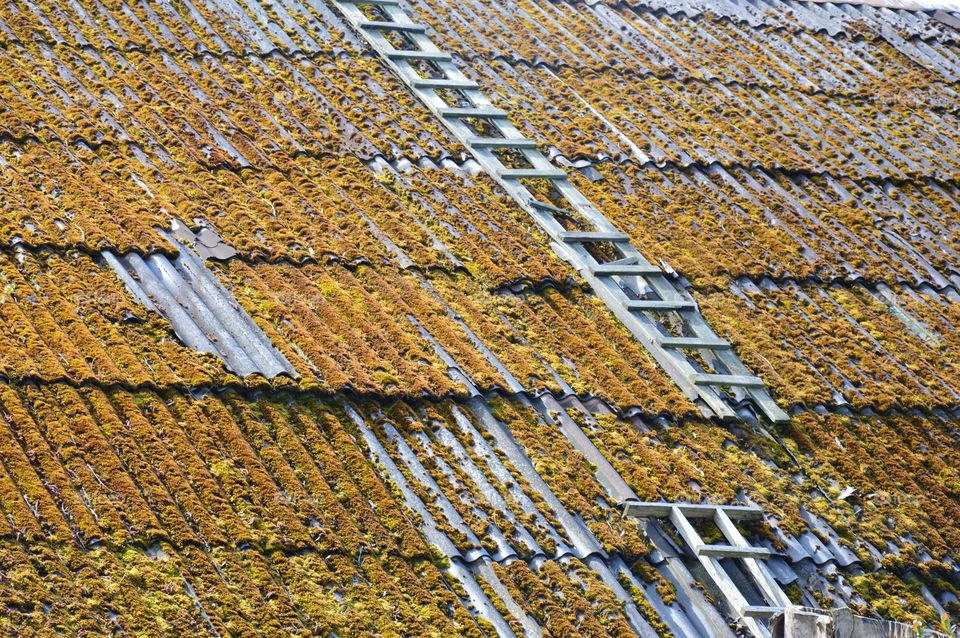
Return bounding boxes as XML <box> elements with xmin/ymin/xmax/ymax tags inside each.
<box><xmin>713</xmin><ymin>509</ymin><xmax>792</xmax><ymax>609</ymax></box>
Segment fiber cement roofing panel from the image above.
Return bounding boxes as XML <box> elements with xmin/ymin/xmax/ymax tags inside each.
<box><xmin>0</xmin><ymin>382</ymin><xmax>955</xmax><ymax>632</ymax></box>
<box><xmin>0</xmin><ymin>138</ymin><xmax>572</xmax><ymax>287</ymax></box>
<box><xmin>7</xmin><ymin>242</ymin><xmax>960</xmax><ymax>421</ymax></box>
<box><xmin>0</xmin><ymin>0</ymin><xmax>958</xmax><ymax>633</ymax></box>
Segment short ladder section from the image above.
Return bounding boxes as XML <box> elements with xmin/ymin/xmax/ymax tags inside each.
<box><xmin>623</xmin><ymin>501</ymin><xmax>791</xmax><ymax>638</ymax></box>
<box><xmin>331</xmin><ymin>0</ymin><xmax>787</xmax><ymax>423</ymax></box>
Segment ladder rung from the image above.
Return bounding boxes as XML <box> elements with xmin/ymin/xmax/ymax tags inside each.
<box><xmin>591</xmin><ymin>263</ymin><xmax>660</xmax><ymax>277</ymax></box>
<box><xmin>624</xmin><ymin>299</ymin><xmax>695</xmax><ymax>312</ymax></box>
<box><xmin>438</xmin><ymin>107</ymin><xmax>508</xmax><ymax>119</ymax></box>
<box><xmin>466</xmin><ymin>137</ymin><xmax>537</xmax><ymax>149</ymax></box>
<box><xmin>693</xmin><ymin>373</ymin><xmax>765</xmax><ymax>388</ymax></box>
<box><xmin>498</xmin><ymin>168</ymin><xmax>567</xmax><ymax>180</ymax></box>
<box><xmin>357</xmin><ymin>20</ymin><xmax>425</xmax><ymax>32</ymax></box>
<box><xmin>412</xmin><ymin>77</ymin><xmax>479</xmax><ymax>90</ymax></box>
<box><xmin>741</xmin><ymin>605</ymin><xmax>782</xmax><ymax>618</ymax></box>
<box><xmin>622</xmin><ymin>501</ymin><xmax>764</xmax><ymax>521</ymax></box>
<box><xmin>386</xmin><ymin>50</ymin><xmax>452</xmax><ymax>62</ymax></box>
<box><xmin>698</xmin><ymin>544</ymin><xmax>771</xmax><ymax>559</ymax></box>
<box><xmin>559</xmin><ymin>231</ymin><xmax>631</xmax><ymax>243</ymax></box>
<box><xmin>658</xmin><ymin>336</ymin><xmax>731</xmax><ymax>350</ymax></box>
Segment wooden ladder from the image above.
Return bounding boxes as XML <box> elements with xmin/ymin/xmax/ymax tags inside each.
<box><xmin>624</xmin><ymin>501</ymin><xmax>792</xmax><ymax>637</ymax></box>
<box><xmin>331</xmin><ymin>0</ymin><xmax>788</xmax><ymax>423</ymax></box>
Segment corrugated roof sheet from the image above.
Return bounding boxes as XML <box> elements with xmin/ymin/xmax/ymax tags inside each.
<box><xmin>0</xmin><ymin>0</ymin><xmax>957</xmax><ymax>634</ymax></box>
<box><xmin>103</xmin><ymin>228</ymin><xmax>298</xmax><ymax>379</ymax></box>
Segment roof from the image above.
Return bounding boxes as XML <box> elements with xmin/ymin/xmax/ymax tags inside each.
<box><xmin>0</xmin><ymin>0</ymin><xmax>958</xmax><ymax>635</ymax></box>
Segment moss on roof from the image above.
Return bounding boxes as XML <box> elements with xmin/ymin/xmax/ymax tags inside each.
<box><xmin>0</xmin><ymin>0</ymin><xmax>957</xmax><ymax>634</ymax></box>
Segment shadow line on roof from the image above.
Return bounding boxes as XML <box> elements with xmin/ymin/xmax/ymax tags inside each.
<box><xmin>1</xmin><ymin>377</ymin><xmax>957</xmax><ymax>434</ymax></box>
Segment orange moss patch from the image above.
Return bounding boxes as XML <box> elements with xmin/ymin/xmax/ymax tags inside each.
<box><xmin>405</xmin><ymin>0</ymin><xmax>958</xmax><ymax>178</ymax></box>
<box><xmin>566</xmin><ymin>162</ymin><xmax>960</xmax><ymax>290</ymax></box>
<box><xmin>0</xmin><ymin>137</ymin><xmax>570</xmax><ymax>288</ymax></box>
<box><xmin>697</xmin><ymin>280</ymin><xmax>960</xmax><ymax>410</ymax></box>
<box><xmin>0</xmin><ymin>383</ymin><xmax>493</xmax><ymax>636</ymax></box>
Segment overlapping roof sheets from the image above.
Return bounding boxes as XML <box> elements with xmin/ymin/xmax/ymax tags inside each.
<box><xmin>0</xmin><ymin>139</ymin><xmax>573</xmax><ymax>285</ymax></box>
<box><xmin>0</xmin><ymin>246</ymin><xmax>699</xmax><ymax>410</ymax></box>
<box><xmin>0</xmin><ymin>0</ymin><xmax>958</xmax><ymax>634</ymax></box>
<box><xmin>0</xmin><ymin>381</ymin><xmax>954</xmax><ymax>633</ymax></box>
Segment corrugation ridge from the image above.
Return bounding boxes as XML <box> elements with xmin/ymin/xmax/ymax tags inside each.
<box><xmin>0</xmin><ymin>132</ymin><xmax>456</xmax><ymax>176</ymax></box>
<box><xmin>0</xmin><ymin>519</ymin><xmax>629</xmax><ymax>574</ymax></box>
<box><xmin>4</xmin><ymin>95</ymin><xmax>956</xmax><ymax>189</ymax></box>
<box><xmin>550</xmin><ymin>153</ymin><xmax>960</xmax><ymax>183</ymax></box>
<box><xmin>0</xmin><ymin>241</ymin><xmax>549</xmax><ymax>294</ymax></box>
<box><xmin>694</xmin><ymin>274</ymin><xmax>960</xmax><ymax>297</ymax></box>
